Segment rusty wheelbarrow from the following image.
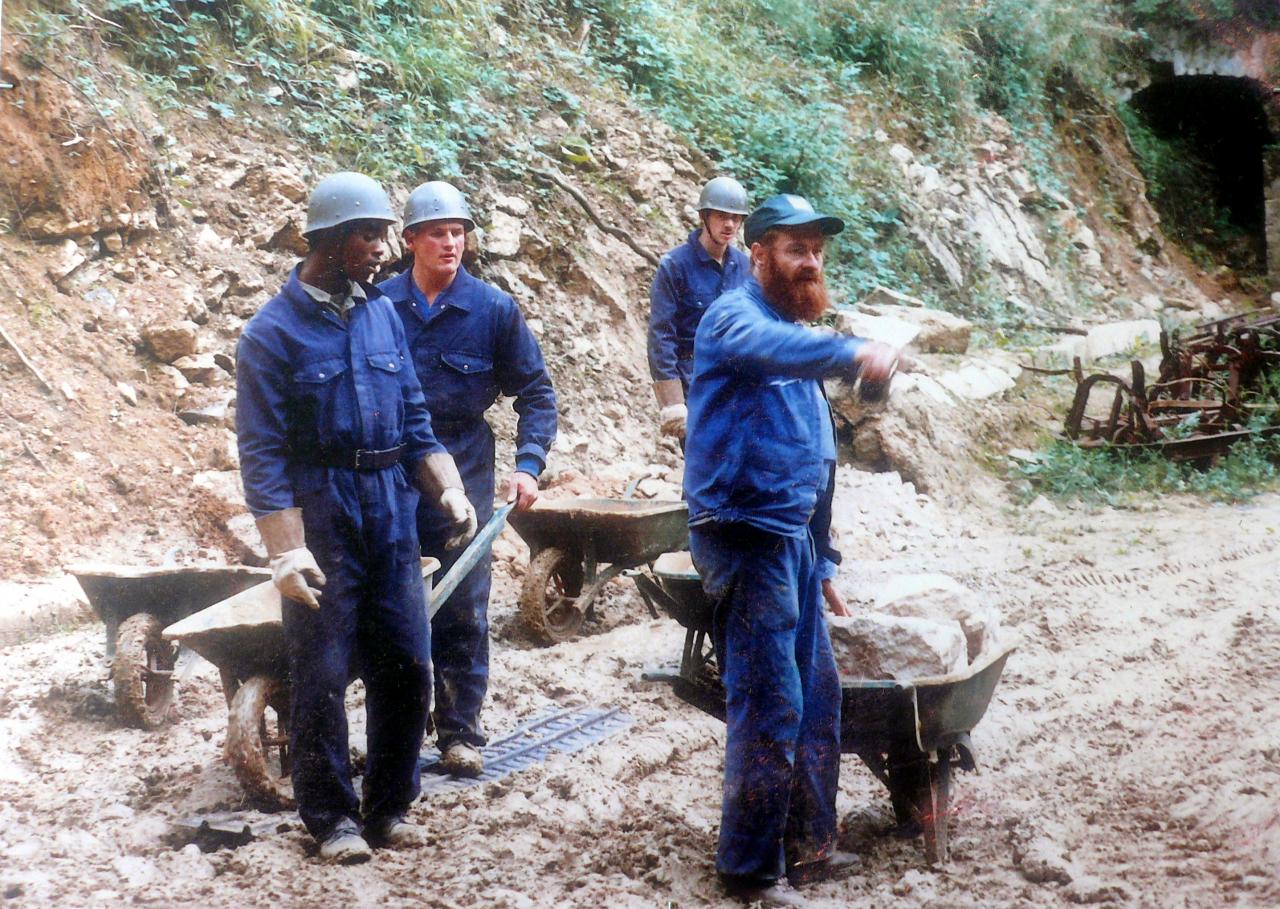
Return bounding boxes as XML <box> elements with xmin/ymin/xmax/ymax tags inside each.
<box><xmin>637</xmin><ymin>552</ymin><xmax>1015</xmax><ymax>866</ymax></box>
<box><xmin>508</xmin><ymin>497</ymin><xmax>688</xmax><ymax>645</ymax></box>
<box><xmin>68</xmin><ymin>563</ymin><xmax>269</xmax><ymax>728</ymax></box>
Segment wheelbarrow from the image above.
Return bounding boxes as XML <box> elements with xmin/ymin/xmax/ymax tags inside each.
<box><xmin>162</xmin><ymin>507</ymin><xmax>512</xmax><ymax>809</ymax></box>
<box><xmin>636</xmin><ymin>552</ymin><xmax>1015</xmax><ymax>866</ymax></box>
<box><xmin>68</xmin><ymin>563</ymin><xmax>269</xmax><ymax>728</ymax></box>
<box><xmin>508</xmin><ymin>497</ymin><xmax>688</xmax><ymax>645</ymax></box>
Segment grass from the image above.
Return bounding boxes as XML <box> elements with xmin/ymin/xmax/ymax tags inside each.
<box><xmin>1016</xmin><ymin>436</ymin><xmax>1280</xmax><ymax>506</ymax></box>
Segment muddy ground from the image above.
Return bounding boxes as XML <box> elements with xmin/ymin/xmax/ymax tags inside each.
<box><xmin>1</xmin><ymin>466</ymin><xmax>1277</xmax><ymax>909</ymax></box>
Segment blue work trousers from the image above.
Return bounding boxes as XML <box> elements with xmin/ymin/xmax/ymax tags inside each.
<box><xmin>419</xmin><ymin>419</ymin><xmax>495</xmax><ymax>750</ymax></box>
<box><xmin>689</xmin><ymin>521</ymin><xmax>842</xmax><ymax>883</ymax></box>
<box><xmin>283</xmin><ymin>467</ymin><xmax>431</xmax><ymax>840</ymax></box>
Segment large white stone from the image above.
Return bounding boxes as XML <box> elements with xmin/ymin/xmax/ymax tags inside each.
<box><xmin>936</xmin><ymin>362</ymin><xmax>1016</xmax><ymax>400</ymax></box>
<box><xmin>834</xmin><ymin>310</ymin><xmax>920</xmax><ymax>349</ymax></box>
<box><xmin>857</xmin><ymin>301</ymin><xmax>972</xmax><ymax>354</ymax></box>
<box><xmin>873</xmin><ymin>573</ymin><xmax>999</xmax><ymax>661</ymax></box>
<box><xmin>485</xmin><ymin>209</ymin><xmax>524</xmax><ymax>258</ymax></box>
<box><xmin>828</xmin><ymin>613</ymin><xmax>967</xmax><ymax>681</ymax></box>
<box><xmin>1083</xmin><ymin>320</ymin><xmax>1161</xmax><ymax>360</ymax></box>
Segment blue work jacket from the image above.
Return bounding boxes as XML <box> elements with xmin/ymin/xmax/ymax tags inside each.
<box><xmin>648</xmin><ymin>229</ymin><xmax>750</xmax><ymax>386</ymax></box>
<box><xmin>378</xmin><ymin>267</ymin><xmax>557</xmax><ymax>477</ymax></box>
<box><xmin>236</xmin><ymin>269</ymin><xmax>442</xmax><ymax>517</ymax></box>
<box><xmin>684</xmin><ymin>277</ymin><xmax>862</xmax><ymax>546</ymax></box>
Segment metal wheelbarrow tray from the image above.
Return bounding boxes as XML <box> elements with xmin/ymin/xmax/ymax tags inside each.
<box><xmin>637</xmin><ymin>551</ymin><xmax>1014</xmax><ymax>865</ymax></box>
<box><xmin>164</xmin><ymin>559</ymin><xmax>441</xmax><ymax>811</ymax></box>
<box><xmin>68</xmin><ymin>563</ymin><xmax>269</xmax><ymax>729</ymax></box>
<box><xmin>509</xmin><ymin>497</ymin><xmax>688</xmax><ymax>645</ymax></box>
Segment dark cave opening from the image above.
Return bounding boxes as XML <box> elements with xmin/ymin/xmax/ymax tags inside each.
<box><xmin>1127</xmin><ymin>74</ymin><xmax>1276</xmax><ymax>276</ymax></box>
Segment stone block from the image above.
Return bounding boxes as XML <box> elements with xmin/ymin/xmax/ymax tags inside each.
<box><xmin>873</xmin><ymin>573</ymin><xmax>999</xmax><ymax>661</ymax></box>
<box><xmin>141</xmin><ymin>320</ymin><xmax>200</xmax><ymax>363</ymax></box>
<box><xmin>858</xmin><ymin>301</ymin><xmax>972</xmax><ymax>354</ymax></box>
<box><xmin>828</xmin><ymin>613</ymin><xmax>967</xmax><ymax>681</ymax></box>
<box><xmin>834</xmin><ymin>310</ymin><xmax>920</xmax><ymax>349</ymax></box>
<box><xmin>1083</xmin><ymin>320</ymin><xmax>1160</xmax><ymax>360</ymax></box>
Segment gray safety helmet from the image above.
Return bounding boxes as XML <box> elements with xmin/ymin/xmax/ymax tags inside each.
<box><xmin>402</xmin><ymin>181</ymin><xmax>476</xmax><ymax>232</ymax></box>
<box><xmin>697</xmin><ymin>176</ymin><xmax>749</xmax><ymax>216</ymax></box>
<box><xmin>303</xmin><ymin>172</ymin><xmax>396</xmax><ymax>237</ymax></box>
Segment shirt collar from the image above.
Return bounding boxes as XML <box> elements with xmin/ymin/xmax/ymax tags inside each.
<box><xmin>409</xmin><ymin>265</ymin><xmax>474</xmax><ymax>313</ymax></box>
<box><xmin>688</xmin><ymin>228</ymin><xmax>739</xmax><ymax>270</ymax></box>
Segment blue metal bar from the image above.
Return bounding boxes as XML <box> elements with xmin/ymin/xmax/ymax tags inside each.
<box><xmin>427</xmin><ymin>502</ymin><xmax>515</xmax><ymax>619</ymax></box>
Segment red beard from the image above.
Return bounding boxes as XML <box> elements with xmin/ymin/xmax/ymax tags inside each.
<box><xmin>757</xmin><ymin>249</ymin><xmax>831</xmax><ymax>322</ymax></box>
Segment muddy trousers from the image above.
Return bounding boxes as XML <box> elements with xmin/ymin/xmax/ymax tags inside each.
<box><xmin>689</xmin><ymin>521</ymin><xmax>842</xmax><ymax>883</ymax></box>
<box><xmin>420</xmin><ymin>420</ymin><xmax>495</xmax><ymax>752</ymax></box>
<box><xmin>283</xmin><ymin>470</ymin><xmax>432</xmax><ymax>842</ymax></box>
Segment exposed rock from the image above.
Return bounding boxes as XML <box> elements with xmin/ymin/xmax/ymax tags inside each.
<box><xmin>251</xmin><ymin>213</ymin><xmax>309</xmax><ymax>256</ymax></box>
<box><xmin>47</xmin><ymin>240</ymin><xmax>86</xmax><ymax>282</ymax></box>
<box><xmin>936</xmin><ymin>360</ymin><xmax>1017</xmax><ymax>401</ymax></box>
<box><xmin>225</xmin><ymin>512</ymin><xmax>266</xmax><ymax>566</ymax></box>
<box><xmin>858</xmin><ymin>300</ymin><xmax>972</xmax><ymax>354</ymax></box>
<box><xmin>860</xmin><ymin>286</ymin><xmax>925</xmax><ymax>309</ymax></box>
<box><xmin>171</xmin><ymin>354</ymin><xmax>226</xmax><ymax>386</ymax></box>
<box><xmin>627</xmin><ymin>160</ymin><xmax>676</xmax><ymax>198</ymax></box>
<box><xmin>834</xmin><ymin>310</ymin><xmax>921</xmax><ymax>349</ymax></box>
<box><xmin>1064</xmin><ymin>875</ymin><xmax>1133</xmax><ymax>904</ymax></box>
<box><xmin>178</xmin><ymin>399</ymin><xmax>230</xmax><ymax>426</ymax></box>
<box><xmin>492</xmin><ymin>192</ymin><xmax>531</xmax><ymax>217</ymax></box>
<box><xmin>873</xmin><ymin>573</ymin><xmax>999</xmax><ymax>662</ymax></box>
<box><xmin>485</xmin><ymin>209</ymin><xmax>524</xmax><ymax>258</ymax></box>
<box><xmin>116</xmin><ymin>382</ymin><xmax>138</xmax><ymax>407</ymax></box>
<box><xmin>100</xmin><ymin>232</ymin><xmax>124</xmax><ymax>255</ymax></box>
<box><xmin>224</xmin><ymin>268</ymin><xmax>266</xmax><ymax>297</ymax></box>
<box><xmin>237</xmin><ymin>163</ymin><xmax>308</xmax><ymax>204</ymax></box>
<box><xmin>1083</xmin><ymin>319</ymin><xmax>1160</xmax><ymax>360</ymax></box>
<box><xmin>828</xmin><ymin>612</ymin><xmax>967</xmax><ymax>681</ymax></box>
<box><xmin>141</xmin><ymin>321</ymin><xmax>200</xmax><ymax>363</ymax></box>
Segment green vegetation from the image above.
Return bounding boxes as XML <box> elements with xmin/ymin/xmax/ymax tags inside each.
<box><xmin>1122</xmin><ymin>0</ymin><xmax>1280</xmax><ymax>30</ymax></box>
<box><xmin>13</xmin><ymin>0</ymin><xmax>1138</xmax><ymax>303</ymax></box>
<box><xmin>1017</xmin><ymin>435</ymin><xmax>1280</xmax><ymax>505</ymax></box>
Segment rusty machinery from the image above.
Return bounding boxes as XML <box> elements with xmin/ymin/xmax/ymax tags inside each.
<box><xmin>1062</xmin><ymin>310</ymin><xmax>1280</xmax><ymax>461</ymax></box>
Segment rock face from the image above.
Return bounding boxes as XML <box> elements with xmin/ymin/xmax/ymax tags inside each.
<box><xmin>828</xmin><ymin>613</ymin><xmax>968</xmax><ymax>681</ymax></box>
<box><xmin>141</xmin><ymin>321</ymin><xmax>200</xmax><ymax>363</ymax></box>
<box><xmin>856</xmin><ymin>295</ymin><xmax>973</xmax><ymax>354</ymax></box>
<box><xmin>834</xmin><ymin>309</ymin><xmax>921</xmax><ymax>349</ymax></box>
<box><xmin>873</xmin><ymin>573</ymin><xmax>999</xmax><ymax>662</ymax></box>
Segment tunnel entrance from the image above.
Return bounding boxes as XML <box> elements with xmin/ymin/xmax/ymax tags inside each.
<box><xmin>1126</xmin><ymin>74</ymin><xmax>1277</xmax><ymax>288</ymax></box>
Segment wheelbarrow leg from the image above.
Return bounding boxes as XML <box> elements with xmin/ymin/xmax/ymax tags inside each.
<box><xmin>916</xmin><ymin>749</ymin><xmax>953</xmax><ymax>865</ymax></box>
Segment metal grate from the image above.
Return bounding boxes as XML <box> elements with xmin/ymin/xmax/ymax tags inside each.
<box><xmin>418</xmin><ymin>705</ymin><xmax>632</xmax><ymax>794</ymax></box>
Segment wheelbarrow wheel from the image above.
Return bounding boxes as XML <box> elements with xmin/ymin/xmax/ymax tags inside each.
<box><xmin>226</xmin><ymin>674</ymin><xmax>295</xmax><ymax>811</ymax></box>
<box><xmin>112</xmin><ymin>612</ymin><xmax>177</xmax><ymax>729</ymax></box>
<box><xmin>914</xmin><ymin>749</ymin><xmax>952</xmax><ymax>865</ymax></box>
<box><xmin>519</xmin><ymin>546</ymin><xmax>585</xmax><ymax>645</ymax></box>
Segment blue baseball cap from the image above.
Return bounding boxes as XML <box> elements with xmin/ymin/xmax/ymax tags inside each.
<box><xmin>744</xmin><ymin>193</ymin><xmax>844</xmax><ymax>246</ymax></box>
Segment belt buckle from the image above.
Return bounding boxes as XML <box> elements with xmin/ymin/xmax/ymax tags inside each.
<box><xmin>353</xmin><ymin>449</ymin><xmax>373</xmax><ymax>470</ymax></box>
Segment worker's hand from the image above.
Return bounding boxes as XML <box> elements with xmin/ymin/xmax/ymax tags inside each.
<box><xmin>505</xmin><ymin>471</ymin><xmax>540</xmax><ymax>512</ymax></box>
<box><xmin>659</xmin><ymin>403</ymin><xmax>687</xmax><ymax>440</ymax></box>
<box><xmin>439</xmin><ymin>487</ymin><xmax>478</xmax><ymax>550</ymax></box>
<box><xmin>821</xmin><ymin>578</ymin><xmax>850</xmax><ymax>617</ymax></box>
<box><xmin>852</xmin><ymin>341</ymin><xmax>899</xmax><ymax>384</ymax></box>
<box><xmin>270</xmin><ymin>548</ymin><xmax>326</xmax><ymax>610</ymax></box>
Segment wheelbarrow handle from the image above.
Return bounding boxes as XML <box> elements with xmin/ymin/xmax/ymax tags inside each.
<box><xmin>427</xmin><ymin>503</ymin><xmax>515</xmax><ymax>620</ymax></box>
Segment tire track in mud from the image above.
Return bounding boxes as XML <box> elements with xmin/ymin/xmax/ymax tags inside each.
<box><xmin>1033</xmin><ymin>538</ymin><xmax>1279</xmax><ymax>591</ymax></box>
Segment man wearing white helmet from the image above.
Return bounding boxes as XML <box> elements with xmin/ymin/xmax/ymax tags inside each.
<box><xmin>647</xmin><ymin>176</ymin><xmax>751</xmax><ymax>441</ymax></box>
<box><xmin>379</xmin><ymin>181</ymin><xmax>557</xmax><ymax>779</ymax></box>
<box><xmin>236</xmin><ymin>172</ymin><xmax>476</xmax><ymax>864</ymax></box>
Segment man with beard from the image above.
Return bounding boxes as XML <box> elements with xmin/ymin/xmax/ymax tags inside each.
<box><xmin>683</xmin><ymin>194</ymin><xmax>898</xmax><ymax>906</ymax></box>
<box><xmin>648</xmin><ymin>176</ymin><xmax>750</xmax><ymax>442</ymax></box>
<box><xmin>236</xmin><ymin>172</ymin><xmax>477</xmax><ymax>863</ymax></box>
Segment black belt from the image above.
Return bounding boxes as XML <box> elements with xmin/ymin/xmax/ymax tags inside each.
<box><xmin>306</xmin><ymin>444</ymin><xmax>405</xmax><ymax>470</ymax></box>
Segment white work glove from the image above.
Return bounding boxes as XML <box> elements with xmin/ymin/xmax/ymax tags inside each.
<box><xmin>270</xmin><ymin>548</ymin><xmax>327</xmax><ymax>610</ymax></box>
<box><xmin>659</xmin><ymin>403</ymin><xmax>688</xmax><ymax>440</ymax></box>
<box><xmin>439</xmin><ymin>487</ymin><xmax>478</xmax><ymax>550</ymax></box>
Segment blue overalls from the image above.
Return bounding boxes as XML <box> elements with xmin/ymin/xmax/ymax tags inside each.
<box><xmin>378</xmin><ymin>266</ymin><xmax>557</xmax><ymax>751</ymax></box>
<box><xmin>683</xmin><ymin>277</ymin><xmax>863</xmax><ymax>883</ymax></box>
<box><xmin>648</xmin><ymin>229</ymin><xmax>750</xmax><ymax>392</ymax></box>
<box><xmin>236</xmin><ymin>269</ymin><xmax>444</xmax><ymax>840</ymax></box>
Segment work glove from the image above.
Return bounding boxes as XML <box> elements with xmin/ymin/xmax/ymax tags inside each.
<box><xmin>439</xmin><ymin>487</ymin><xmax>478</xmax><ymax>550</ymax></box>
<box><xmin>659</xmin><ymin>403</ymin><xmax>687</xmax><ymax>440</ymax></box>
<box><xmin>255</xmin><ymin>507</ymin><xmax>326</xmax><ymax>610</ymax></box>
<box><xmin>412</xmin><ymin>452</ymin><xmax>477</xmax><ymax>550</ymax></box>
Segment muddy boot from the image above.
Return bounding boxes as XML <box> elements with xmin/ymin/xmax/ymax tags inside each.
<box><xmin>721</xmin><ymin>875</ymin><xmax>807</xmax><ymax>907</ymax></box>
<box><xmin>318</xmin><ymin>822</ymin><xmax>372</xmax><ymax>865</ymax></box>
<box><xmin>788</xmin><ymin>850</ymin><xmax>860</xmax><ymax>886</ymax></box>
<box><xmin>440</xmin><ymin>742</ymin><xmax>484</xmax><ymax>778</ymax></box>
<box><xmin>365</xmin><ymin>815</ymin><xmax>429</xmax><ymax>850</ymax></box>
